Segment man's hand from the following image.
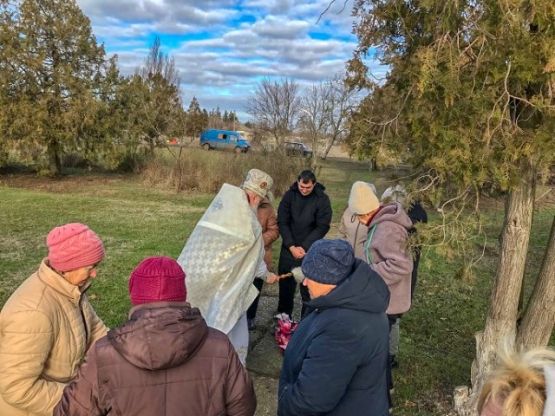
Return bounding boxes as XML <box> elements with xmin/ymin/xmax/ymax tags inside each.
<box><xmin>266</xmin><ymin>273</ymin><xmax>280</xmax><ymax>284</ymax></box>
<box><xmin>289</xmin><ymin>246</ymin><xmax>305</xmax><ymax>259</ymax></box>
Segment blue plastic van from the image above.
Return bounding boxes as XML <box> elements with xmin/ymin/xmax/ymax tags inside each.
<box><xmin>200</xmin><ymin>129</ymin><xmax>251</xmax><ymax>153</ymax></box>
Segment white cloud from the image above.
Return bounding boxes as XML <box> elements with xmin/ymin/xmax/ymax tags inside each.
<box><xmin>251</xmin><ymin>16</ymin><xmax>310</xmax><ymax>39</ymax></box>
<box><xmin>78</xmin><ymin>0</ymin><xmax>237</xmax><ymax>28</ymax></box>
<box><xmin>75</xmin><ymin>0</ymin><xmax>380</xmax><ymax>114</ymax></box>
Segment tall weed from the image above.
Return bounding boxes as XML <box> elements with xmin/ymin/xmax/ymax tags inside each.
<box><xmin>142</xmin><ymin>147</ymin><xmax>309</xmax><ymax>196</ymax></box>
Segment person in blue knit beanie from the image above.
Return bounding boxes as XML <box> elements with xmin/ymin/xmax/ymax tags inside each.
<box><xmin>278</xmin><ymin>239</ymin><xmax>391</xmax><ymax>416</ymax></box>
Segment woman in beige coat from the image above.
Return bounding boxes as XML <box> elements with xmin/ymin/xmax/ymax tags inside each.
<box><xmin>0</xmin><ymin>223</ymin><xmax>108</xmax><ymax>416</ymax></box>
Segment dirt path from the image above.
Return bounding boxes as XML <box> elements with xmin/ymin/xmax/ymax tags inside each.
<box><xmin>247</xmin><ymin>283</ymin><xmax>302</xmax><ymax>415</ymax></box>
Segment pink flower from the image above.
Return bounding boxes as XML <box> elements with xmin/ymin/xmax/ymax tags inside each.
<box><xmin>275</xmin><ymin>317</ymin><xmax>299</xmax><ymax>352</ymax></box>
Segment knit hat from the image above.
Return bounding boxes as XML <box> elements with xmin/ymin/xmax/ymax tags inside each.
<box><xmin>129</xmin><ymin>256</ymin><xmax>186</xmax><ymax>305</ymax></box>
<box><xmin>348</xmin><ymin>181</ymin><xmax>380</xmax><ymax>215</ymax></box>
<box><xmin>241</xmin><ymin>169</ymin><xmax>273</xmax><ymax>199</ymax></box>
<box><xmin>301</xmin><ymin>239</ymin><xmax>355</xmax><ymax>285</ymax></box>
<box><xmin>47</xmin><ymin>223</ymin><xmax>105</xmax><ymax>272</ymax></box>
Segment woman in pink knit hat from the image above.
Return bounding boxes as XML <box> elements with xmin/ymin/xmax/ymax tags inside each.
<box><xmin>0</xmin><ymin>223</ymin><xmax>109</xmax><ymax>416</ymax></box>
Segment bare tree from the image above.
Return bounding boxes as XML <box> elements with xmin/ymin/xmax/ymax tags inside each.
<box><xmin>321</xmin><ymin>77</ymin><xmax>357</xmax><ymax>159</ymax></box>
<box><xmin>134</xmin><ymin>36</ymin><xmax>185</xmax><ymax>154</ymax></box>
<box><xmin>299</xmin><ymin>76</ymin><xmax>358</xmax><ymax>161</ymax></box>
<box><xmin>299</xmin><ymin>83</ymin><xmax>330</xmax><ymax>167</ymax></box>
<box><xmin>139</xmin><ymin>36</ymin><xmax>180</xmax><ymax>87</ymax></box>
<box><xmin>246</xmin><ymin>77</ymin><xmax>300</xmax><ymax>146</ymax></box>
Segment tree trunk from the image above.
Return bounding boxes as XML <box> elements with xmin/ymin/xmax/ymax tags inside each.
<box><xmin>369</xmin><ymin>156</ymin><xmax>379</xmax><ymax>171</ymax></box>
<box><xmin>47</xmin><ymin>139</ymin><xmax>62</xmax><ymax>176</ymax></box>
<box><xmin>310</xmin><ymin>134</ymin><xmax>319</xmax><ymax>170</ymax></box>
<box><xmin>321</xmin><ymin>136</ymin><xmax>337</xmax><ymax>160</ymax></box>
<box><xmin>454</xmin><ymin>163</ymin><xmax>535</xmax><ymax>416</ymax></box>
<box><xmin>516</xmin><ymin>215</ymin><xmax>555</xmax><ymax>348</ymax></box>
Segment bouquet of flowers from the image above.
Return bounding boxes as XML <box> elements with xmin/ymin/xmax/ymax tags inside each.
<box><xmin>274</xmin><ymin>313</ymin><xmax>299</xmax><ymax>353</ymax></box>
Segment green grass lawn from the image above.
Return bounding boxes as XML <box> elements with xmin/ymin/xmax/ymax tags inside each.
<box><xmin>1</xmin><ymin>157</ymin><xmax>553</xmax><ymax>415</ymax></box>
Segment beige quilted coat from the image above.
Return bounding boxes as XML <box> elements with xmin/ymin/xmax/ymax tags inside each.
<box><xmin>0</xmin><ymin>259</ymin><xmax>108</xmax><ymax>415</ymax></box>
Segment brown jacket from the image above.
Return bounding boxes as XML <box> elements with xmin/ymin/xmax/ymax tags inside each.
<box><xmin>54</xmin><ymin>302</ymin><xmax>256</xmax><ymax>416</ymax></box>
<box><xmin>0</xmin><ymin>259</ymin><xmax>107</xmax><ymax>416</ymax></box>
<box><xmin>257</xmin><ymin>198</ymin><xmax>279</xmax><ymax>269</ymax></box>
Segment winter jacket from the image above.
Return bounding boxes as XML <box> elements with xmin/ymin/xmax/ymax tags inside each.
<box><xmin>366</xmin><ymin>202</ymin><xmax>414</xmax><ymax>315</ymax></box>
<box><xmin>257</xmin><ymin>198</ymin><xmax>279</xmax><ymax>269</ymax></box>
<box><xmin>277</xmin><ymin>182</ymin><xmax>332</xmax><ymax>273</ymax></box>
<box><xmin>407</xmin><ymin>200</ymin><xmax>428</xmax><ymax>226</ymax></box>
<box><xmin>407</xmin><ymin>201</ymin><xmax>428</xmax><ymax>297</ymax></box>
<box><xmin>54</xmin><ymin>301</ymin><xmax>256</xmax><ymax>416</ymax></box>
<box><xmin>338</xmin><ymin>206</ymin><xmax>369</xmax><ymax>260</ymax></box>
<box><xmin>0</xmin><ymin>259</ymin><xmax>108</xmax><ymax>416</ymax></box>
<box><xmin>278</xmin><ymin>260</ymin><xmax>390</xmax><ymax>416</ymax></box>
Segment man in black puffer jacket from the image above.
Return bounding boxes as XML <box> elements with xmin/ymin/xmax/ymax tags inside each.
<box><xmin>277</xmin><ymin>170</ymin><xmax>332</xmax><ymax>318</ymax></box>
<box><xmin>278</xmin><ymin>240</ymin><xmax>390</xmax><ymax>416</ymax></box>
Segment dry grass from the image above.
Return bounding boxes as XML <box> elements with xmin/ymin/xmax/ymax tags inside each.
<box><xmin>141</xmin><ymin>148</ymin><xmax>309</xmax><ymax>197</ymax></box>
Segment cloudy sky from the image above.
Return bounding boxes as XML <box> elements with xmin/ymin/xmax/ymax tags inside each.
<box><xmin>76</xmin><ymin>0</ymin><xmax>379</xmax><ymax>121</ymax></box>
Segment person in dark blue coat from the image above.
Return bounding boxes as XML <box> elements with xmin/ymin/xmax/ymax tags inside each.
<box><xmin>278</xmin><ymin>239</ymin><xmax>390</xmax><ymax>416</ymax></box>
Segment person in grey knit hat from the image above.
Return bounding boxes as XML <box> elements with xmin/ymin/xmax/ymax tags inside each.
<box><xmin>278</xmin><ymin>239</ymin><xmax>390</xmax><ymax>416</ymax></box>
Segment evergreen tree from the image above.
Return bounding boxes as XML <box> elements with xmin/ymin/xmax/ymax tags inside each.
<box><xmin>230</xmin><ymin>111</ymin><xmax>239</xmax><ymax>125</ymax></box>
<box><xmin>134</xmin><ymin>36</ymin><xmax>186</xmax><ymax>154</ymax></box>
<box><xmin>208</xmin><ymin>107</ymin><xmax>224</xmax><ymax>129</ymax></box>
<box><xmin>0</xmin><ymin>0</ymin><xmax>112</xmax><ymax>175</ymax></box>
<box><xmin>347</xmin><ymin>1</ymin><xmax>555</xmax><ymax>414</ymax></box>
<box><xmin>185</xmin><ymin>96</ymin><xmax>206</xmax><ymax>139</ymax></box>
<box><xmin>201</xmin><ymin>108</ymin><xmax>209</xmax><ymax>129</ymax></box>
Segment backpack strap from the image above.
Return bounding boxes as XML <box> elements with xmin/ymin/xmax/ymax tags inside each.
<box><xmin>364</xmin><ymin>224</ymin><xmax>377</xmax><ymax>264</ymax></box>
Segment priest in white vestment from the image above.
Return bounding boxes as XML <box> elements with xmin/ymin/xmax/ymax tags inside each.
<box><xmin>178</xmin><ymin>169</ymin><xmax>279</xmax><ymax>364</ymax></box>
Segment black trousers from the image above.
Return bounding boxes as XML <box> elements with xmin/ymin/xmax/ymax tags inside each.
<box><xmin>277</xmin><ymin>276</ymin><xmax>310</xmax><ymax>318</ymax></box>
<box><xmin>246</xmin><ymin>277</ymin><xmax>265</xmax><ymax>320</ymax></box>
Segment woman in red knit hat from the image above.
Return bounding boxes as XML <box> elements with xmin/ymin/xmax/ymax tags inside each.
<box><xmin>0</xmin><ymin>223</ymin><xmax>109</xmax><ymax>416</ymax></box>
<box><xmin>55</xmin><ymin>256</ymin><xmax>256</xmax><ymax>416</ymax></box>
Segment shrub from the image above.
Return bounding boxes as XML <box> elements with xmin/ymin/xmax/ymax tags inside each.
<box><xmin>142</xmin><ymin>147</ymin><xmax>309</xmax><ymax>196</ymax></box>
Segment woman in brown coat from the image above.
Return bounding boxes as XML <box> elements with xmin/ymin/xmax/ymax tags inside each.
<box><xmin>55</xmin><ymin>256</ymin><xmax>256</xmax><ymax>416</ymax></box>
<box><xmin>246</xmin><ymin>197</ymin><xmax>279</xmax><ymax>329</ymax></box>
<box><xmin>241</xmin><ymin>170</ymin><xmax>280</xmax><ymax>330</ymax></box>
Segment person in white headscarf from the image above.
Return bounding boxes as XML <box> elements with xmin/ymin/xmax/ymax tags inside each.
<box><xmin>338</xmin><ymin>182</ymin><xmax>377</xmax><ymax>260</ymax></box>
<box><xmin>177</xmin><ymin>169</ymin><xmax>279</xmax><ymax>364</ymax></box>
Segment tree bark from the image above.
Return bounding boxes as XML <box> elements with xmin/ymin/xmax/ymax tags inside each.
<box><xmin>47</xmin><ymin>139</ymin><xmax>62</xmax><ymax>176</ymax></box>
<box><xmin>516</xmin><ymin>215</ymin><xmax>555</xmax><ymax>348</ymax></box>
<box><xmin>455</xmin><ymin>162</ymin><xmax>535</xmax><ymax>416</ymax></box>
<box><xmin>321</xmin><ymin>135</ymin><xmax>337</xmax><ymax>160</ymax></box>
